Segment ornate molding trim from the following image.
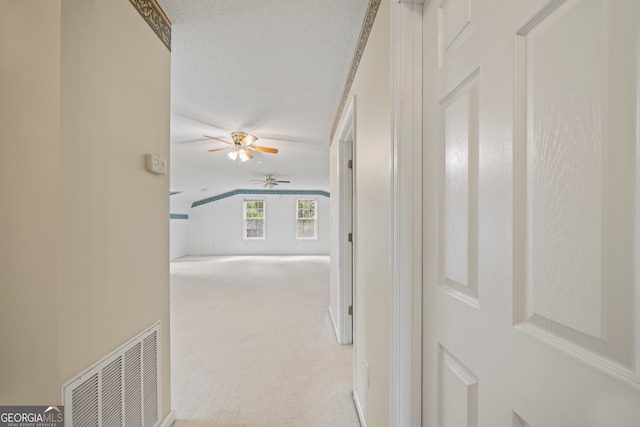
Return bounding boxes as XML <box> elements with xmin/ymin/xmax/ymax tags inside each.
<box><xmin>129</xmin><ymin>0</ymin><xmax>172</xmax><ymax>51</ymax></box>
<box><xmin>330</xmin><ymin>0</ymin><xmax>382</xmax><ymax>142</ymax></box>
<box><xmin>192</xmin><ymin>189</ymin><xmax>330</xmax><ymax>208</ymax></box>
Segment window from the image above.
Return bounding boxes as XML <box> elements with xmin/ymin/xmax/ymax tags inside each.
<box><xmin>243</xmin><ymin>200</ymin><xmax>265</xmax><ymax>239</ymax></box>
<box><xmin>296</xmin><ymin>199</ymin><xmax>317</xmax><ymax>239</ymax></box>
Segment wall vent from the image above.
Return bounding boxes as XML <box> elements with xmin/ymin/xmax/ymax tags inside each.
<box><xmin>62</xmin><ymin>322</ymin><xmax>160</xmax><ymax>427</ymax></box>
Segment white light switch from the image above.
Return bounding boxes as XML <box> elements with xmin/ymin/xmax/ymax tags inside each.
<box><xmin>145</xmin><ymin>154</ymin><xmax>167</xmax><ymax>175</ymax></box>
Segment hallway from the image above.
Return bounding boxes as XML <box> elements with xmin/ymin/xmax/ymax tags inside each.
<box><xmin>170</xmin><ymin>255</ymin><xmax>360</xmax><ymax>427</ymax></box>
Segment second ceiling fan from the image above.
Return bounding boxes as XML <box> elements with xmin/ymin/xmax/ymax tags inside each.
<box><xmin>251</xmin><ymin>174</ymin><xmax>290</xmax><ymax>189</ymax></box>
<box><xmin>204</xmin><ymin>131</ymin><xmax>278</xmax><ymax>162</ymax></box>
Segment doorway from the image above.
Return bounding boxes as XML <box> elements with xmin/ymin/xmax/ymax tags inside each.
<box><xmin>334</xmin><ymin>97</ymin><xmax>355</xmax><ymax>346</ymax></box>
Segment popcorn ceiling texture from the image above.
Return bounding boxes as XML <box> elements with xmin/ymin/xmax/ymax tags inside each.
<box><xmin>156</xmin><ymin>0</ymin><xmax>369</xmax><ymax>201</ymax></box>
<box><xmin>159</xmin><ymin>0</ymin><xmax>366</xmax><ymax>138</ymax></box>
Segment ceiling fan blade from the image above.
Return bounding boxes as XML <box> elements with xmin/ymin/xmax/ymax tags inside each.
<box><xmin>207</xmin><ymin>146</ymin><xmax>230</xmax><ymax>152</ymax></box>
<box><xmin>247</xmin><ymin>145</ymin><xmax>278</xmax><ymax>154</ymax></box>
<box><xmin>241</xmin><ymin>134</ymin><xmax>258</xmax><ymax>145</ymax></box>
<box><xmin>275</xmin><ymin>180</ymin><xmax>290</xmax><ymax>183</ymax></box>
<box><xmin>245</xmin><ymin>150</ymin><xmax>254</xmax><ymax>159</ymax></box>
<box><xmin>203</xmin><ymin>135</ymin><xmax>233</xmax><ymax>144</ymax></box>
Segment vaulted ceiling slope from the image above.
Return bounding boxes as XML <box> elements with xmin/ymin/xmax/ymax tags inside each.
<box><xmin>157</xmin><ymin>0</ymin><xmax>370</xmax><ymax>204</ymax></box>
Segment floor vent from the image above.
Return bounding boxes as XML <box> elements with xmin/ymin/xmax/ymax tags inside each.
<box><xmin>62</xmin><ymin>322</ymin><xmax>160</xmax><ymax>427</ymax></box>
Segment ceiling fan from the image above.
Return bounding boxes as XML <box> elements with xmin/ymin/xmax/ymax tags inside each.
<box><xmin>204</xmin><ymin>131</ymin><xmax>278</xmax><ymax>162</ymax></box>
<box><xmin>251</xmin><ymin>174</ymin><xmax>290</xmax><ymax>189</ymax></box>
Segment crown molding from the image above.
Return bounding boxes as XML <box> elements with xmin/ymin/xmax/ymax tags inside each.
<box><xmin>330</xmin><ymin>0</ymin><xmax>382</xmax><ymax>142</ymax></box>
<box><xmin>129</xmin><ymin>0</ymin><xmax>171</xmax><ymax>51</ymax></box>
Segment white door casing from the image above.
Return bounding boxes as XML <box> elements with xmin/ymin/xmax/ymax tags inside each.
<box><xmin>423</xmin><ymin>0</ymin><xmax>640</xmax><ymax>426</ymax></box>
<box><xmin>389</xmin><ymin>0</ymin><xmax>424</xmax><ymax>426</ymax></box>
<box><xmin>337</xmin><ymin>97</ymin><xmax>355</xmax><ymax>346</ymax></box>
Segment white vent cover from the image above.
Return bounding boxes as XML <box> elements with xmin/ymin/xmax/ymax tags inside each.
<box><xmin>63</xmin><ymin>322</ymin><xmax>160</xmax><ymax>427</ymax></box>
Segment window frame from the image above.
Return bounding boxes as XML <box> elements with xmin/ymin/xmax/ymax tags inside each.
<box><xmin>295</xmin><ymin>198</ymin><xmax>318</xmax><ymax>240</ymax></box>
<box><xmin>243</xmin><ymin>199</ymin><xmax>266</xmax><ymax>240</ymax></box>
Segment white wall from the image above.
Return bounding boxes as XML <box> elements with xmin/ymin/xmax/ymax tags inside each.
<box><xmin>171</xmin><ymin>195</ymin><xmax>192</xmax><ymax>259</ymax></box>
<box><xmin>0</xmin><ymin>1</ymin><xmax>171</xmax><ymax>414</ymax></box>
<box><xmin>330</xmin><ymin>1</ymin><xmax>391</xmax><ymax>426</ymax></box>
<box><xmin>170</xmin><ymin>218</ymin><xmax>189</xmax><ymax>259</ymax></box>
<box><xmin>189</xmin><ymin>193</ymin><xmax>329</xmax><ymax>255</ymax></box>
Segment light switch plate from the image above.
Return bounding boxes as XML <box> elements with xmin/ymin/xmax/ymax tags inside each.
<box><xmin>145</xmin><ymin>154</ymin><xmax>166</xmax><ymax>175</ymax></box>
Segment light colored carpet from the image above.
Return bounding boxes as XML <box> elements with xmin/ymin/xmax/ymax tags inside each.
<box><xmin>170</xmin><ymin>255</ymin><xmax>360</xmax><ymax>427</ymax></box>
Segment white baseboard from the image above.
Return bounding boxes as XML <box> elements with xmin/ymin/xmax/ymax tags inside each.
<box><xmin>159</xmin><ymin>409</ymin><xmax>176</xmax><ymax>427</ymax></box>
<box><xmin>353</xmin><ymin>389</ymin><xmax>367</xmax><ymax>427</ymax></box>
<box><xmin>329</xmin><ymin>306</ymin><xmax>340</xmax><ymax>342</ymax></box>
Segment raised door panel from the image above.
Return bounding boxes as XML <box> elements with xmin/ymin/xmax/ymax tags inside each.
<box><xmin>438</xmin><ymin>346</ymin><xmax>479</xmax><ymax>427</ymax></box>
<box><xmin>514</xmin><ymin>0</ymin><xmax>639</xmax><ymax>378</ymax></box>
<box><xmin>440</xmin><ymin>70</ymin><xmax>480</xmax><ymax>307</ymax></box>
<box><xmin>438</xmin><ymin>0</ymin><xmax>473</xmax><ymax>67</ymax></box>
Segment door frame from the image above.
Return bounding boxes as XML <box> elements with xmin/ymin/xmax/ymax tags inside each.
<box><xmin>389</xmin><ymin>1</ymin><xmax>423</xmax><ymax>426</ymax></box>
<box><xmin>336</xmin><ymin>96</ymin><xmax>356</xmax><ymax>346</ymax></box>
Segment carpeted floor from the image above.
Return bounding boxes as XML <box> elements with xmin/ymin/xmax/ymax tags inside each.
<box><xmin>170</xmin><ymin>255</ymin><xmax>360</xmax><ymax>427</ymax></box>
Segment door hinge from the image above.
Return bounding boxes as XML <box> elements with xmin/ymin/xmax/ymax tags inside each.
<box><xmin>348</xmin><ymin>159</ymin><xmax>353</xmax><ymax>169</ymax></box>
<box><xmin>348</xmin><ymin>232</ymin><xmax>353</xmax><ymax>243</ymax></box>
<box><xmin>348</xmin><ymin>305</ymin><xmax>353</xmax><ymax>316</ymax></box>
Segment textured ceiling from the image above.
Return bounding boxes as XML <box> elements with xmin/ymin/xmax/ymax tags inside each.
<box><xmin>157</xmin><ymin>0</ymin><xmax>369</xmax><ymax>204</ymax></box>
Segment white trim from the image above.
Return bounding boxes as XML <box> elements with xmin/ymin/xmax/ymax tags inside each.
<box><xmin>336</xmin><ymin>96</ymin><xmax>356</xmax><ymax>346</ymax></box>
<box><xmin>353</xmin><ymin>389</ymin><xmax>367</xmax><ymax>427</ymax></box>
<box><xmin>389</xmin><ymin>1</ymin><xmax>423</xmax><ymax>427</ymax></box>
<box><xmin>158</xmin><ymin>410</ymin><xmax>176</xmax><ymax>427</ymax></box>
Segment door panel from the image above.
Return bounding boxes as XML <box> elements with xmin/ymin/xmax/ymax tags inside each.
<box><xmin>423</xmin><ymin>0</ymin><xmax>640</xmax><ymax>426</ymax></box>
<box><xmin>515</xmin><ymin>0</ymin><xmax>638</xmax><ymax>375</ymax></box>
<box><xmin>441</xmin><ymin>69</ymin><xmax>480</xmax><ymax>308</ymax></box>
<box><xmin>438</xmin><ymin>345</ymin><xmax>479</xmax><ymax>427</ymax></box>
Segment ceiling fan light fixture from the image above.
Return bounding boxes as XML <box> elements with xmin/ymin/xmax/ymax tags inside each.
<box><xmin>205</xmin><ymin>131</ymin><xmax>276</xmax><ymax>162</ymax></box>
<box><xmin>238</xmin><ymin>149</ymin><xmax>250</xmax><ymax>162</ymax></box>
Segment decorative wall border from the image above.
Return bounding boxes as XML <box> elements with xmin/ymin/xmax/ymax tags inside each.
<box><xmin>192</xmin><ymin>189</ymin><xmax>330</xmax><ymax>208</ymax></box>
<box><xmin>129</xmin><ymin>0</ymin><xmax>171</xmax><ymax>51</ymax></box>
<box><xmin>170</xmin><ymin>213</ymin><xmax>189</xmax><ymax>220</ymax></box>
<box><xmin>329</xmin><ymin>0</ymin><xmax>382</xmax><ymax>141</ymax></box>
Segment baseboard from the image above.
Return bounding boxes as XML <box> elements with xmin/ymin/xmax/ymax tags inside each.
<box><xmin>353</xmin><ymin>389</ymin><xmax>367</xmax><ymax>427</ymax></box>
<box><xmin>328</xmin><ymin>306</ymin><xmax>340</xmax><ymax>343</ymax></box>
<box><xmin>159</xmin><ymin>409</ymin><xmax>176</xmax><ymax>427</ymax></box>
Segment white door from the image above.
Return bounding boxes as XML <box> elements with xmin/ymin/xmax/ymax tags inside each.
<box><xmin>422</xmin><ymin>0</ymin><xmax>640</xmax><ymax>426</ymax></box>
